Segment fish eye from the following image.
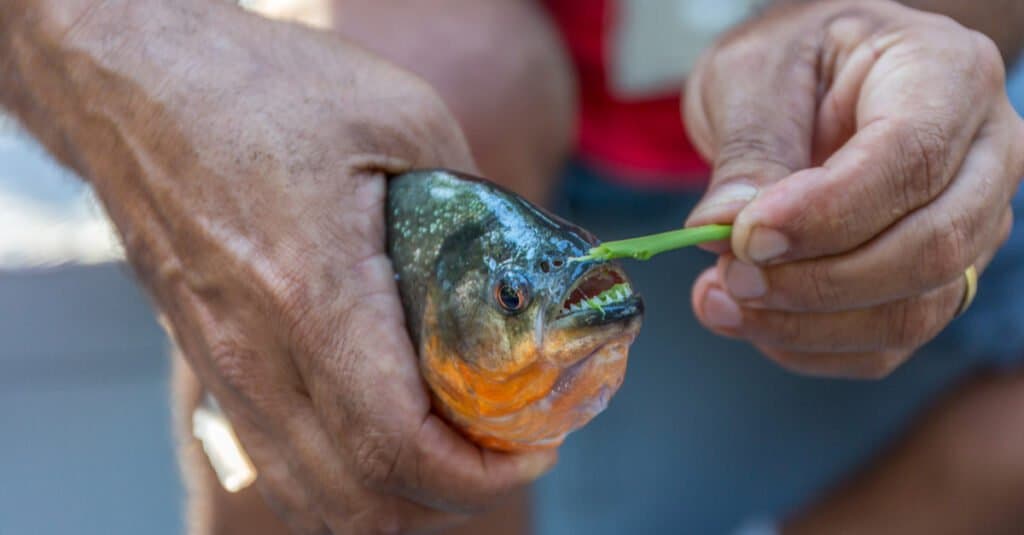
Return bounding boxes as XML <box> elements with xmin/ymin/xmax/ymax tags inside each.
<box><xmin>493</xmin><ymin>273</ymin><xmax>530</xmax><ymax>314</ymax></box>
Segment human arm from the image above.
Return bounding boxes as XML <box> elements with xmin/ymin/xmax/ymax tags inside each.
<box><xmin>1</xmin><ymin>1</ymin><xmax>555</xmax><ymax>532</ymax></box>
<box><xmin>784</xmin><ymin>370</ymin><xmax>1024</xmax><ymax>534</ymax></box>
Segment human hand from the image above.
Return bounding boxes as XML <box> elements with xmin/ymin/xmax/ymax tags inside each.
<box><xmin>2</xmin><ymin>1</ymin><xmax>555</xmax><ymax>532</ymax></box>
<box><xmin>684</xmin><ymin>0</ymin><xmax>1024</xmax><ymax>378</ymax></box>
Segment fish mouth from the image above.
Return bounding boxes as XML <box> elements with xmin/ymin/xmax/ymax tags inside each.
<box><xmin>556</xmin><ymin>264</ymin><xmax>644</xmax><ymax>324</ymax></box>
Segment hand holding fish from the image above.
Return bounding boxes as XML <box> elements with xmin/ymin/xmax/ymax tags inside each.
<box><xmin>684</xmin><ymin>0</ymin><xmax>1024</xmax><ymax>378</ymax></box>
<box><xmin>1</xmin><ymin>1</ymin><xmax>555</xmax><ymax>532</ymax></box>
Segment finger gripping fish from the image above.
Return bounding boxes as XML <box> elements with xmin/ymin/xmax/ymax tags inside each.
<box><xmin>388</xmin><ymin>170</ymin><xmax>644</xmax><ymax>451</ymax></box>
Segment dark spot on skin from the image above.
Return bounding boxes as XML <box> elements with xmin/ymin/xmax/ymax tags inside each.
<box><xmin>539</xmin><ymin>260</ymin><xmax>551</xmax><ymax>273</ymax></box>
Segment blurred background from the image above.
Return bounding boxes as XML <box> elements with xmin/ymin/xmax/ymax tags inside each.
<box><xmin>3</xmin><ymin>4</ymin><xmax>1024</xmax><ymax>535</ymax></box>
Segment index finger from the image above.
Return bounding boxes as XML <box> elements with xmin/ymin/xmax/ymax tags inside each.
<box><xmin>731</xmin><ymin>20</ymin><xmax>1003</xmax><ymax>266</ymax></box>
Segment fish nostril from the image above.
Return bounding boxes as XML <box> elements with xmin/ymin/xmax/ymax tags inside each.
<box><xmin>552</xmin><ymin>259</ymin><xmax>565</xmax><ymax>268</ymax></box>
<box><xmin>539</xmin><ymin>261</ymin><xmax>551</xmax><ymax>273</ymax></box>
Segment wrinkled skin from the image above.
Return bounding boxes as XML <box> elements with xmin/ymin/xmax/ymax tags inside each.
<box><xmin>0</xmin><ymin>2</ymin><xmax>563</xmax><ymax>533</ymax></box>
<box><xmin>388</xmin><ymin>171</ymin><xmax>643</xmax><ymax>450</ymax></box>
<box><xmin>686</xmin><ymin>0</ymin><xmax>1024</xmax><ymax>378</ymax></box>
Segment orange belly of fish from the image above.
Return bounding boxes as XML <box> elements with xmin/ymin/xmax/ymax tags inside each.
<box><xmin>421</xmin><ymin>334</ymin><xmax>634</xmax><ymax>451</ymax></box>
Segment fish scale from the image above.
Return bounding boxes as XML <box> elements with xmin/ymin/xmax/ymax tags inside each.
<box><xmin>387</xmin><ymin>169</ymin><xmax>643</xmax><ymax>451</ymax></box>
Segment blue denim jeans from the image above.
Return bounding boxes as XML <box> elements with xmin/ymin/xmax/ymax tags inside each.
<box><xmin>531</xmin><ymin>160</ymin><xmax>1024</xmax><ymax>534</ymax></box>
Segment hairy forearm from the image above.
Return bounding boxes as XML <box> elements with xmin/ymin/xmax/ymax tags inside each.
<box><xmin>1</xmin><ymin>0</ymin><xmax>102</xmax><ymax>171</ymax></box>
<box><xmin>1</xmin><ymin>0</ymin><xmax>247</xmax><ymax>189</ymax></box>
<box><xmin>2</xmin><ymin>1</ymin><xmax>257</xmax><ymax>280</ymax></box>
<box><xmin>0</xmin><ymin>0</ymin><xmax>324</xmax><ymax>186</ymax></box>
<box><xmin>0</xmin><ymin>0</ymin><xmax>379</xmax><ymax>290</ymax></box>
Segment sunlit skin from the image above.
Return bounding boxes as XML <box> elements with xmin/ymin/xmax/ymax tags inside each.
<box><xmin>389</xmin><ymin>170</ymin><xmax>643</xmax><ymax>451</ymax></box>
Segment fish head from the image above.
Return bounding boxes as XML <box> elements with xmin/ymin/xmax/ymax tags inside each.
<box><xmin>417</xmin><ymin>180</ymin><xmax>643</xmax><ymax>451</ymax></box>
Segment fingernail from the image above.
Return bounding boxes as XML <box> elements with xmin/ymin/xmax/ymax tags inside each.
<box><xmin>746</xmin><ymin>227</ymin><xmax>789</xmax><ymax>263</ymax></box>
<box><xmin>702</xmin><ymin>288</ymin><xmax>743</xmax><ymax>329</ymax></box>
<box><xmin>725</xmin><ymin>260</ymin><xmax>767</xmax><ymax>299</ymax></box>
<box><xmin>689</xmin><ymin>183</ymin><xmax>758</xmax><ymax>222</ymax></box>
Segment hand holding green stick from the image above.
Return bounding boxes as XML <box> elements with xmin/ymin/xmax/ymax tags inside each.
<box><xmin>570</xmin><ymin>224</ymin><xmax>732</xmax><ymax>263</ymax></box>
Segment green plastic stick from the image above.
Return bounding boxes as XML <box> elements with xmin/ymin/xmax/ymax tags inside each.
<box><xmin>570</xmin><ymin>224</ymin><xmax>732</xmax><ymax>263</ymax></box>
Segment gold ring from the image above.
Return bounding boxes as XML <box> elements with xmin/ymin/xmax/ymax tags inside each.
<box><xmin>955</xmin><ymin>265</ymin><xmax>978</xmax><ymax>318</ymax></box>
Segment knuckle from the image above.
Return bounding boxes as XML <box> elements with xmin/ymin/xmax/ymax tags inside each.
<box><xmin>350</xmin><ymin>77</ymin><xmax>464</xmax><ymax>167</ymax></box>
<box><xmin>714</xmin><ymin>132</ymin><xmax>795</xmax><ymax>178</ymax></box>
<box><xmin>887</xmin><ymin>118</ymin><xmax>950</xmax><ymax>206</ymax></box>
<box><xmin>279</xmin><ymin>277</ymin><xmax>316</xmax><ymax>328</ymax></box>
<box><xmin>208</xmin><ymin>341</ymin><xmax>259</xmax><ymax>396</ymax></box>
<box><xmin>419</xmin><ymin>91</ymin><xmax>459</xmax><ymax>135</ymax></box>
<box><xmin>886</xmin><ymin>301</ymin><xmax>933</xmax><ymax>351</ymax></box>
<box><xmin>921</xmin><ymin>12</ymin><xmax>959</xmax><ymax>30</ymax></box>
<box><xmin>397</xmin><ymin>81</ymin><xmax>462</xmax><ymax>143</ymax></box>
<box><xmin>823</xmin><ymin>11</ymin><xmax>882</xmax><ymax>49</ymax></box>
<box><xmin>939</xmin><ymin>277</ymin><xmax>968</xmax><ymax>320</ymax></box>
<box><xmin>282</xmin><ymin>299</ymin><xmax>326</xmax><ymax>358</ymax></box>
<box><xmin>920</xmin><ymin>213</ymin><xmax>970</xmax><ymax>286</ymax></box>
<box><xmin>273</xmin><ymin>268</ymin><xmax>349</xmax><ymax>361</ymax></box>
<box><xmin>970</xmin><ymin>30</ymin><xmax>1006</xmax><ymax>92</ymax></box>
<box><xmin>709</xmin><ymin>35</ymin><xmax>765</xmax><ymax>73</ymax></box>
<box><xmin>803</xmin><ymin>262</ymin><xmax>842</xmax><ymax>310</ymax></box>
<box><xmin>353</xmin><ymin>433</ymin><xmax>402</xmax><ymax>490</ymax></box>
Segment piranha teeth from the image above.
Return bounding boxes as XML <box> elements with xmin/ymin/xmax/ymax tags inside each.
<box><xmin>561</xmin><ymin>282</ymin><xmax>634</xmax><ymax>313</ymax></box>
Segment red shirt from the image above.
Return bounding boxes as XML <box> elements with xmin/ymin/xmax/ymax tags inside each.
<box><xmin>543</xmin><ymin>0</ymin><xmax>710</xmax><ymax>189</ymax></box>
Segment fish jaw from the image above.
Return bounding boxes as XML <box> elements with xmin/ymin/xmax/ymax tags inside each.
<box><xmin>419</xmin><ymin>297</ymin><xmax>642</xmax><ymax>452</ymax></box>
<box><xmin>462</xmin><ymin>324</ymin><xmax>639</xmax><ymax>451</ymax></box>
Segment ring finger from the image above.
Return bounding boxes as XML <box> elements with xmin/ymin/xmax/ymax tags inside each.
<box><xmin>727</xmin><ymin>123</ymin><xmax>1021</xmax><ymax>313</ymax></box>
<box><xmin>694</xmin><ymin>219</ymin><xmax>1006</xmax><ymax>354</ymax></box>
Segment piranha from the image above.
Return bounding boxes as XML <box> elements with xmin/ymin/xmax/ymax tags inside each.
<box><xmin>388</xmin><ymin>170</ymin><xmax>643</xmax><ymax>451</ymax></box>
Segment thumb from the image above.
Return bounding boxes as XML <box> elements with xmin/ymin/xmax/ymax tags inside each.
<box><xmin>683</xmin><ymin>29</ymin><xmax>818</xmax><ymax>246</ymax></box>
